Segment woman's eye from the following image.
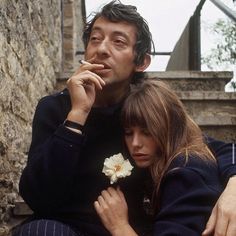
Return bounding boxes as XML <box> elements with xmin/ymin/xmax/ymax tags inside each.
<box><xmin>124</xmin><ymin>129</ymin><xmax>133</xmax><ymax>136</ymax></box>
<box><xmin>142</xmin><ymin>129</ymin><xmax>151</xmax><ymax>136</ymax></box>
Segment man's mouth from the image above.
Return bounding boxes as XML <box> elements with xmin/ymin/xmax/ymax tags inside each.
<box><xmin>94</xmin><ymin>61</ymin><xmax>111</xmax><ymax>69</ymax></box>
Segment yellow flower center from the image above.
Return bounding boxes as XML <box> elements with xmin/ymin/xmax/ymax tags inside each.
<box><xmin>114</xmin><ymin>164</ymin><xmax>121</xmax><ymax>172</ymax></box>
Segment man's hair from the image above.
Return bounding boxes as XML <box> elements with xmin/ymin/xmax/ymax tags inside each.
<box><xmin>83</xmin><ymin>0</ymin><xmax>154</xmax><ymax>66</ymax></box>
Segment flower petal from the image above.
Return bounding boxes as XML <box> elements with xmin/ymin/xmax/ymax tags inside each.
<box><xmin>102</xmin><ymin>153</ymin><xmax>134</xmax><ymax>184</ymax></box>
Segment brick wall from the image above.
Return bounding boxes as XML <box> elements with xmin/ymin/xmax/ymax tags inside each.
<box><xmin>62</xmin><ymin>0</ymin><xmax>85</xmax><ymax>74</ymax></box>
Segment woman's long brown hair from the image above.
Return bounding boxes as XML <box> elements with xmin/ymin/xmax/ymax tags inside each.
<box><xmin>121</xmin><ymin>78</ymin><xmax>215</xmax><ymax>210</ymax></box>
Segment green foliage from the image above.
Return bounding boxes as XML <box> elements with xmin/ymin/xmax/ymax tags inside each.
<box><xmin>232</xmin><ymin>80</ymin><xmax>236</xmax><ymax>90</ymax></box>
<box><xmin>201</xmin><ymin>18</ymin><xmax>236</xmax><ymax>70</ymax></box>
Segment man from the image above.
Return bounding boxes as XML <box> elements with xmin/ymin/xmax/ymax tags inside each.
<box><xmin>13</xmin><ymin>1</ymin><xmax>236</xmax><ymax>235</ymax></box>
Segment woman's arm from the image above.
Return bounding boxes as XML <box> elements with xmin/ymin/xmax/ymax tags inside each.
<box><xmin>94</xmin><ymin>187</ymin><xmax>138</xmax><ymax>236</ymax></box>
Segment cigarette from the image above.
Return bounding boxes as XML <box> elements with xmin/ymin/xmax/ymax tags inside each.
<box><xmin>79</xmin><ymin>59</ymin><xmax>91</xmax><ymax>65</ymax></box>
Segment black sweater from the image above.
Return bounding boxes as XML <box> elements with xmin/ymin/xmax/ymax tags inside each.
<box><xmin>19</xmin><ymin>89</ymin><xmax>236</xmax><ymax>235</ymax></box>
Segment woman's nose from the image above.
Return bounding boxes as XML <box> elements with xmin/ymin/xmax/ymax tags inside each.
<box><xmin>131</xmin><ymin>134</ymin><xmax>142</xmax><ymax>148</ymax></box>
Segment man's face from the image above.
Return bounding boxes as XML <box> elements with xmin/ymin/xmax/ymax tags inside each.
<box><xmin>85</xmin><ymin>17</ymin><xmax>139</xmax><ymax>87</ymax></box>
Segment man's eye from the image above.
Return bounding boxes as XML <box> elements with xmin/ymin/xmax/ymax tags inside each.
<box><xmin>115</xmin><ymin>39</ymin><xmax>123</xmax><ymax>43</ymax></box>
<box><xmin>114</xmin><ymin>39</ymin><xmax>126</xmax><ymax>46</ymax></box>
<box><xmin>89</xmin><ymin>35</ymin><xmax>102</xmax><ymax>42</ymax></box>
<box><xmin>90</xmin><ymin>36</ymin><xmax>99</xmax><ymax>41</ymax></box>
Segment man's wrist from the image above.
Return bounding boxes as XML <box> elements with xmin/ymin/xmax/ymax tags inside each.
<box><xmin>67</xmin><ymin>109</ymin><xmax>88</xmax><ymax>125</ymax></box>
<box><xmin>63</xmin><ymin>120</ymin><xmax>83</xmax><ymax>134</ymax></box>
<box><xmin>65</xmin><ymin>126</ymin><xmax>82</xmax><ymax>135</ymax></box>
<box><xmin>63</xmin><ymin>120</ymin><xmax>84</xmax><ymax>132</ymax></box>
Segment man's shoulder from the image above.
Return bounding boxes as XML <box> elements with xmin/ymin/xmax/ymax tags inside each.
<box><xmin>40</xmin><ymin>88</ymin><xmax>69</xmax><ymax>100</ymax></box>
<box><xmin>167</xmin><ymin>154</ymin><xmax>218</xmax><ymax>178</ymax></box>
<box><xmin>38</xmin><ymin>89</ymin><xmax>70</xmax><ymax>106</ymax></box>
<box><xmin>35</xmin><ymin>89</ymin><xmax>71</xmax><ymax>118</ymax></box>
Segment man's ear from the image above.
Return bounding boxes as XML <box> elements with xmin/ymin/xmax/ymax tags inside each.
<box><xmin>135</xmin><ymin>54</ymin><xmax>151</xmax><ymax>72</ymax></box>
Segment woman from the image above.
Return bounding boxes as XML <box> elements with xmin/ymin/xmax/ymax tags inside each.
<box><xmin>94</xmin><ymin>78</ymin><xmax>222</xmax><ymax>235</ymax></box>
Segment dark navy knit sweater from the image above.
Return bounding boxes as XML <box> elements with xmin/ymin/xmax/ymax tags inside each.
<box><xmin>19</xmin><ymin>89</ymin><xmax>235</xmax><ymax>236</ymax></box>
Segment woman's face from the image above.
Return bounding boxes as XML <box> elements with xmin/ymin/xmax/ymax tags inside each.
<box><xmin>124</xmin><ymin>126</ymin><xmax>159</xmax><ymax>168</ymax></box>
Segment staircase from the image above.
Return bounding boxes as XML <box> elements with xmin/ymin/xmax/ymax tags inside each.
<box><xmin>147</xmin><ymin>71</ymin><xmax>236</xmax><ymax>142</ymax></box>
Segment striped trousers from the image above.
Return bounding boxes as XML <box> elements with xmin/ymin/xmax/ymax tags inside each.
<box><xmin>12</xmin><ymin>219</ymin><xmax>85</xmax><ymax>236</ymax></box>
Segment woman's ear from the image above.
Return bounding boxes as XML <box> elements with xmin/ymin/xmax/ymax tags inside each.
<box><xmin>135</xmin><ymin>54</ymin><xmax>151</xmax><ymax>72</ymax></box>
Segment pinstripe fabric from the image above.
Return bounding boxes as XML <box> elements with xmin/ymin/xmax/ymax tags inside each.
<box><xmin>12</xmin><ymin>219</ymin><xmax>84</xmax><ymax>236</ymax></box>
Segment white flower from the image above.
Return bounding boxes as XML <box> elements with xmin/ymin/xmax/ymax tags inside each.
<box><xmin>102</xmin><ymin>153</ymin><xmax>134</xmax><ymax>184</ymax></box>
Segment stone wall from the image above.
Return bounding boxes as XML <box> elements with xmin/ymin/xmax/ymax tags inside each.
<box><xmin>0</xmin><ymin>0</ymin><xmax>62</xmax><ymax>234</ymax></box>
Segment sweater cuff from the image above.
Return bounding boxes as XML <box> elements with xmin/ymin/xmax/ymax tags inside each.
<box><xmin>55</xmin><ymin>124</ymin><xmax>84</xmax><ymax>145</ymax></box>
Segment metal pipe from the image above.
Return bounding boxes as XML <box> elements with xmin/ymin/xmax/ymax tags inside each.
<box><xmin>210</xmin><ymin>0</ymin><xmax>236</xmax><ymax>22</ymax></box>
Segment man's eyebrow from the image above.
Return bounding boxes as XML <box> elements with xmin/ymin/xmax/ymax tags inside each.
<box><xmin>91</xmin><ymin>26</ymin><xmax>102</xmax><ymax>32</ymax></box>
<box><xmin>91</xmin><ymin>27</ymin><xmax>130</xmax><ymax>40</ymax></box>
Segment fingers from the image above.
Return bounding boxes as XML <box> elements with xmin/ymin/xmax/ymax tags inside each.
<box><xmin>94</xmin><ymin>199</ymin><xmax>111</xmax><ymax>230</ymax></box>
<box><xmin>202</xmin><ymin>204</ymin><xmax>217</xmax><ymax>235</ymax></box>
<box><xmin>214</xmin><ymin>206</ymin><xmax>229</xmax><ymax>236</ymax></box>
<box><xmin>117</xmin><ymin>186</ymin><xmax>125</xmax><ymax>201</ymax></box>
<box><xmin>74</xmin><ymin>61</ymin><xmax>104</xmax><ymax>75</ymax></box>
<box><xmin>203</xmin><ymin>176</ymin><xmax>236</xmax><ymax>236</ymax></box>
<box><xmin>68</xmin><ymin>70</ymin><xmax>105</xmax><ymax>91</ymax></box>
<box><xmin>94</xmin><ymin>200</ymin><xmax>99</xmax><ymax>210</ymax></box>
<box><xmin>202</xmin><ymin>203</ymin><xmax>230</xmax><ymax>236</ymax></box>
<box><xmin>94</xmin><ymin>190</ymin><xmax>112</xmax><ymax>218</ymax></box>
<box><xmin>226</xmin><ymin>220</ymin><xmax>236</xmax><ymax>236</ymax></box>
<box><xmin>69</xmin><ymin>61</ymin><xmax>106</xmax><ymax>90</ymax></box>
<box><xmin>101</xmin><ymin>187</ymin><xmax>120</xmax><ymax>203</ymax></box>
<box><xmin>96</xmin><ymin>194</ymin><xmax>109</xmax><ymax>211</ymax></box>
<box><xmin>94</xmin><ymin>187</ymin><xmax>129</xmax><ymax>235</ymax></box>
<box><xmin>94</xmin><ymin>200</ymin><xmax>103</xmax><ymax>214</ymax></box>
<box><xmin>95</xmin><ymin>187</ymin><xmax>122</xmax><ymax>208</ymax></box>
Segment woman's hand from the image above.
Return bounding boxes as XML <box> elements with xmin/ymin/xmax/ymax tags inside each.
<box><xmin>94</xmin><ymin>187</ymin><xmax>138</xmax><ymax>236</ymax></box>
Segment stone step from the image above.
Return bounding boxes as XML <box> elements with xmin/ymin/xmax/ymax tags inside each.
<box><xmin>177</xmin><ymin>91</ymin><xmax>236</xmax><ymax>100</ymax></box>
<box><xmin>177</xmin><ymin>91</ymin><xmax>236</xmax><ymax>125</ymax></box>
<box><xmin>180</xmin><ymin>112</ymin><xmax>236</xmax><ymax>142</ymax></box>
<box><xmin>13</xmin><ymin>200</ymin><xmax>33</xmax><ymax>216</ymax></box>
<box><xmin>147</xmin><ymin>71</ymin><xmax>233</xmax><ymax>91</ymax></box>
<box><xmin>200</xmin><ymin>126</ymin><xmax>236</xmax><ymax>143</ymax></box>
<box><xmin>56</xmin><ymin>71</ymin><xmax>233</xmax><ymax>92</ymax></box>
<box><xmin>193</xmin><ymin>114</ymin><xmax>236</xmax><ymax>126</ymax></box>
<box><xmin>175</xmin><ymin>91</ymin><xmax>236</xmax><ymax>142</ymax></box>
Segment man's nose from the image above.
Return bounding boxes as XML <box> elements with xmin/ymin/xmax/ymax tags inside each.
<box><xmin>97</xmin><ymin>39</ymin><xmax>110</xmax><ymax>55</ymax></box>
